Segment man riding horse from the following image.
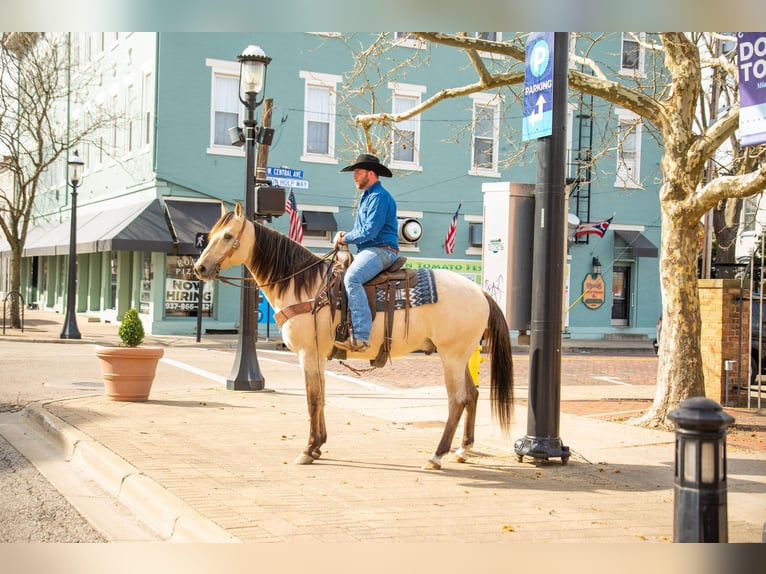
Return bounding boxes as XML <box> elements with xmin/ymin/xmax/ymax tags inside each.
<box><xmin>333</xmin><ymin>154</ymin><xmax>399</xmax><ymax>353</ymax></box>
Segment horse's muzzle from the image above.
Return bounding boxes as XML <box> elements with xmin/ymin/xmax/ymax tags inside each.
<box><xmin>193</xmin><ymin>262</ymin><xmax>218</xmax><ymax>281</ymax></box>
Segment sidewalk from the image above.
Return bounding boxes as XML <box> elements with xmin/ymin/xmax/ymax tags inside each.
<box><xmin>1</xmin><ymin>309</ymin><xmax>764</xmax><ymax>543</ymax></box>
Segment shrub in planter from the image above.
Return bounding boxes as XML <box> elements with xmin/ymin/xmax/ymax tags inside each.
<box><xmin>95</xmin><ymin>308</ymin><xmax>163</xmax><ymax>401</ymax></box>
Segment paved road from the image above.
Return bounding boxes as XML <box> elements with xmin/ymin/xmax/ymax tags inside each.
<box><xmin>0</xmin><ymin>341</ymin><xmax>158</xmax><ymax>542</ymax></box>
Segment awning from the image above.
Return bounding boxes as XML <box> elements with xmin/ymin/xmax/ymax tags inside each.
<box><xmin>614</xmin><ymin>229</ymin><xmax>658</xmax><ymax>258</ymax></box>
<box><xmin>164</xmin><ymin>198</ymin><xmax>224</xmax><ymax>254</ymax></box>
<box><xmin>302</xmin><ymin>211</ymin><xmax>337</xmax><ymax>232</ymax></box>
<box><xmin>20</xmin><ymin>200</ymin><xmax>176</xmax><ymax>257</ymax></box>
<box><xmin>78</xmin><ymin>200</ymin><xmax>175</xmax><ymax>253</ymax></box>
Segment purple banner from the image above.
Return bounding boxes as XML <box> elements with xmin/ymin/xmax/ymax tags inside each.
<box><xmin>738</xmin><ymin>32</ymin><xmax>766</xmax><ymax>147</ymax></box>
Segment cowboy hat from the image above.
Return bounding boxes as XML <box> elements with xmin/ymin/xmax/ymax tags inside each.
<box><xmin>340</xmin><ymin>153</ymin><xmax>393</xmax><ymax>178</ymax></box>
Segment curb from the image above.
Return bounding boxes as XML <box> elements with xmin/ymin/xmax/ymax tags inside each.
<box><xmin>23</xmin><ymin>402</ymin><xmax>240</xmax><ymax>543</ymax></box>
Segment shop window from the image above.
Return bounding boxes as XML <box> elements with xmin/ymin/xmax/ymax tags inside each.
<box><xmin>165</xmin><ymin>255</ymin><xmax>213</xmax><ymax>318</ymax></box>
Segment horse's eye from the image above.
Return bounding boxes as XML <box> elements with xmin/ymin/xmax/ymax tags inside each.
<box><xmin>224</xmin><ymin>234</ymin><xmax>233</xmax><ymax>241</ymax></box>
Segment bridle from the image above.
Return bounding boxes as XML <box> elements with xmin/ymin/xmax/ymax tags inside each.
<box><xmin>208</xmin><ymin>216</ymin><xmax>337</xmax><ymax>289</ymax></box>
<box><xmin>210</xmin><ymin>216</ymin><xmax>247</xmax><ymax>277</ymax></box>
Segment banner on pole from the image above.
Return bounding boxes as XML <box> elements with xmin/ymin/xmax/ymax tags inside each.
<box><xmin>738</xmin><ymin>32</ymin><xmax>766</xmax><ymax>147</ymax></box>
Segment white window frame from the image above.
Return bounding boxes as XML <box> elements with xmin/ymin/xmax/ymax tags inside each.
<box><xmin>206</xmin><ymin>58</ymin><xmax>244</xmax><ymax>157</ymax></box>
<box><xmin>473</xmin><ymin>33</ymin><xmax>504</xmax><ymax>59</ymax></box>
<box><xmin>393</xmin><ymin>33</ymin><xmax>426</xmax><ymax>49</ymax></box>
<box><xmin>619</xmin><ymin>32</ymin><xmax>646</xmax><ymax>77</ymax></box>
<box><xmin>388</xmin><ymin>82</ymin><xmax>425</xmax><ymax>172</ymax></box>
<box><xmin>109</xmin><ymin>86</ymin><xmax>120</xmax><ymax>164</ymax></box>
<box><xmin>468</xmin><ymin>92</ymin><xmax>502</xmax><ymax>177</ymax></box>
<box><xmin>140</xmin><ymin>63</ymin><xmax>154</xmax><ymax>152</ymax></box>
<box><xmin>299</xmin><ymin>203</ymin><xmax>339</xmax><ymax>249</ymax></box>
<box><xmin>124</xmin><ymin>74</ymin><xmax>137</xmax><ymax>158</ymax></box>
<box><xmin>615</xmin><ymin>108</ymin><xmax>643</xmax><ymax>189</ymax></box>
<box><xmin>299</xmin><ymin>71</ymin><xmax>341</xmax><ymax>165</ymax></box>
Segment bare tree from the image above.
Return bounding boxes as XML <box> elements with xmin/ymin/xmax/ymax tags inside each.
<box><xmin>0</xmin><ymin>33</ymin><xmax>117</xmax><ymax>327</ymax></box>
<box><xmin>342</xmin><ymin>32</ymin><xmax>766</xmax><ymax>429</ymax></box>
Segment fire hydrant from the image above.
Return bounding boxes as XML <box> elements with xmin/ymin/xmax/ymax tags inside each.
<box><xmin>468</xmin><ymin>345</ymin><xmax>484</xmax><ymax>387</ymax></box>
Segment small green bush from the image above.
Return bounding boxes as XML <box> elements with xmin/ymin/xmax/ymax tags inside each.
<box><xmin>118</xmin><ymin>308</ymin><xmax>145</xmax><ymax>347</ymax></box>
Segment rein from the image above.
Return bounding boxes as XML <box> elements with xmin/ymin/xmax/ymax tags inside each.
<box><xmin>217</xmin><ymin>244</ymin><xmax>337</xmax><ymax>290</ymax></box>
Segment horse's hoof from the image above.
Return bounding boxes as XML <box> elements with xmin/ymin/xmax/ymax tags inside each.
<box><xmin>423</xmin><ymin>456</ymin><xmax>442</xmax><ymax>470</ymax></box>
<box><xmin>311</xmin><ymin>448</ymin><xmax>322</xmax><ymax>460</ymax></box>
<box><xmin>453</xmin><ymin>448</ymin><xmax>470</xmax><ymax>463</ymax></box>
<box><xmin>294</xmin><ymin>453</ymin><xmax>315</xmax><ymax>465</ymax></box>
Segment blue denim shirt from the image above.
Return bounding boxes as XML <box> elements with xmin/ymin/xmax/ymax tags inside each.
<box><xmin>343</xmin><ymin>180</ymin><xmax>399</xmax><ymax>251</ymax></box>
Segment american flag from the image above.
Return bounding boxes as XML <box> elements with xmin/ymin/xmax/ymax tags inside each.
<box><xmin>444</xmin><ymin>203</ymin><xmax>461</xmax><ymax>254</ymax></box>
<box><xmin>575</xmin><ymin>216</ymin><xmax>613</xmax><ymax>238</ymax></box>
<box><xmin>286</xmin><ymin>190</ymin><xmax>304</xmax><ymax>243</ymax></box>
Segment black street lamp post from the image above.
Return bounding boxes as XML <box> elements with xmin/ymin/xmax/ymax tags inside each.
<box><xmin>60</xmin><ymin>150</ymin><xmax>84</xmax><ymax>340</ymax></box>
<box><xmin>227</xmin><ymin>45</ymin><xmax>272</xmax><ymax>391</ymax></box>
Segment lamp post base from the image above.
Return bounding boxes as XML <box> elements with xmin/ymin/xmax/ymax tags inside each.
<box><xmin>59</xmin><ymin>316</ymin><xmax>81</xmax><ymax>340</ymax></box>
<box><xmin>514</xmin><ymin>435</ymin><xmax>570</xmax><ymax>464</ymax></box>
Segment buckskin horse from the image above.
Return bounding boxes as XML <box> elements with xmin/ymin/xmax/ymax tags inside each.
<box><xmin>193</xmin><ymin>202</ymin><xmax>514</xmax><ymax>470</ymax></box>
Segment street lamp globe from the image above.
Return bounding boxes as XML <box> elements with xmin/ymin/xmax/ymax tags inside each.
<box><xmin>68</xmin><ymin>149</ymin><xmax>84</xmax><ymax>186</ymax></box>
<box><xmin>237</xmin><ymin>45</ymin><xmax>271</xmax><ymax>103</ymax></box>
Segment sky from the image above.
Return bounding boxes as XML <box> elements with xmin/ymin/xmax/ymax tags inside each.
<box><xmin>2</xmin><ymin>0</ymin><xmax>764</xmax><ymax>31</ymax></box>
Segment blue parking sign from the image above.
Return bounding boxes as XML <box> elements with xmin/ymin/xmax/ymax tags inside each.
<box><xmin>523</xmin><ymin>32</ymin><xmax>554</xmax><ymax>141</ymax></box>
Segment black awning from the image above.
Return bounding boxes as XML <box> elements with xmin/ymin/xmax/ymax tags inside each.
<box><xmin>302</xmin><ymin>211</ymin><xmax>337</xmax><ymax>232</ymax></box>
<box><xmin>164</xmin><ymin>198</ymin><xmax>224</xmax><ymax>254</ymax></box>
<box><xmin>614</xmin><ymin>229</ymin><xmax>658</xmax><ymax>258</ymax></box>
<box><xmin>21</xmin><ymin>200</ymin><xmax>176</xmax><ymax>256</ymax></box>
<box><xmin>79</xmin><ymin>200</ymin><xmax>176</xmax><ymax>253</ymax></box>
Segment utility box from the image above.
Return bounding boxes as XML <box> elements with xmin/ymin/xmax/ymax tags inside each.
<box><xmin>481</xmin><ymin>182</ymin><xmax>534</xmax><ymax>332</ymax></box>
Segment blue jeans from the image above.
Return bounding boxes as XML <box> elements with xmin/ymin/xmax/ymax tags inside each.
<box><xmin>344</xmin><ymin>247</ymin><xmax>399</xmax><ymax>342</ymax></box>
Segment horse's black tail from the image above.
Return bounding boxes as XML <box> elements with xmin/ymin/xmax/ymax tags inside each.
<box><xmin>484</xmin><ymin>292</ymin><xmax>514</xmax><ymax>434</ymax></box>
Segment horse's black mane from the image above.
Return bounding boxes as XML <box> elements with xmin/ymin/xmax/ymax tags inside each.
<box><xmin>251</xmin><ymin>221</ymin><xmax>328</xmax><ymax>298</ymax></box>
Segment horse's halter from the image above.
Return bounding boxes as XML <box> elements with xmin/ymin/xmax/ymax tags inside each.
<box><xmin>211</xmin><ymin>216</ymin><xmax>247</xmax><ymax>276</ymax></box>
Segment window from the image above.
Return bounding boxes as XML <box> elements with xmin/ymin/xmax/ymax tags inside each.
<box><xmin>165</xmin><ymin>255</ymin><xmax>213</xmax><ymax>318</ymax></box>
<box><xmin>469</xmin><ymin>92</ymin><xmax>502</xmax><ymax>176</ymax></box>
<box><xmin>389</xmin><ymin>82</ymin><xmax>425</xmax><ymax>170</ymax></box>
<box><xmin>393</xmin><ymin>33</ymin><xmax>425</xmax><ymax>49</ymax></box>
<box><xmin>473</xmin><ymin>33</ymin><xmax>503</xmax><ymax>58</ymax></box>
<box><xmin>615</xmin><ymin>109</ymin><xmax>642</xmax><ymax>188</ymax></box>
<box><xmin>141</xmin><ymin>68</ymin><xmax>153</xmax><ymax>149</ymax></box>
<box><xmin>125</xmin><ymin>79</ymin><xmax>137</xmax><ymax>156</ymax></box>
<box><xmin>620</xmin><ymin>32</ymin><xmax>646</xmax><ymax>76</ymax></box>
<box><xmin>299</xmin><ymin>71</ymin><xmax>341</xmax><ymax>164</ymax></box>
<box><xmin>206</xmin><ymin>58</ymin><xmax>242</xmax><ymax>156</ymax></box>
<box><xmin>742</xmin><ymin>196</ymin><xmax>759</xmax><ymax>233</ymax></box>
<box><xmin>299</xmin><ymin>205</ymin><xmax>339</xmax><ymax>248</ymax></box>
<box><xmin>110</xmin><ymin>90</ymin><xmax>119</xmax><ymax>160</ymax></box>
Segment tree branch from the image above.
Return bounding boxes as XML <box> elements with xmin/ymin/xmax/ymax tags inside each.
<box><xmin>695</xmin><ymin>164</ymin><xmax>766</xmax><ymax>215</ymax></box>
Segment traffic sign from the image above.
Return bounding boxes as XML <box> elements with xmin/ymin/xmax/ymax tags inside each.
<box><xmin>522</xmin><ymin>32</ymin><xmax>554</xmax><ymax>141</ymax></box>
<box><xmin>267</xmin><ymin>166</ymin><xmax>309</xmax><ymax>189</ymax></box>
<box><xmin>195</xmin><ymin>232</ymin><xmax>208</xmax><ymax>250</ymax></box>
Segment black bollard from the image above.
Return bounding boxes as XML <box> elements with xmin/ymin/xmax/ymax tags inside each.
<box><xmin>668</xmin><ymin>397</ymin><xmax>735</xmax><ymax>542</ymax></box>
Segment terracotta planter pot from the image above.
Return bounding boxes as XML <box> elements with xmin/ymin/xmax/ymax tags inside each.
<box><xmin>95</xmin><ymin>345</ymin><xmax>165</xmax><ymax>401</ymax></box>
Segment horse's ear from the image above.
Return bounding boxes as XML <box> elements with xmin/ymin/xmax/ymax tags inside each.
<box><xmin>234</xmin><ymin>201</ymin><xmax>243</xmax><ymax>219</ymax></box>
<box><xmin>220</xmin><ymin>202</ymin><xmax>227</xmax><ymax>219</ymax></box>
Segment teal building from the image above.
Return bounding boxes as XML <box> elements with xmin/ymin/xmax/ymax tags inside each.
<box><xmin>1</xmin><ymin>32</ymin><xmax>662</xmax><ymax>339</ymax></box>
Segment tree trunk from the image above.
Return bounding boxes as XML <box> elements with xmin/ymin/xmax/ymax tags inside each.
<box><xmin>713</xmin><ymin>198</ymin><xmax>742</xmax><ymax>279</ymax></box>
<box><xmin>9</xmin><ymin>246</ymin><xmax>23</xmax><ymax>328</ymax></box>
<box><xmin>632</xmin><ymin>184</ymin><xmax>706</xmax><ymax>430</ymax></box>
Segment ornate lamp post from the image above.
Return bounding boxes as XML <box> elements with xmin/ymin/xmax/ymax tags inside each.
<box><xmin>227</xmin><ymin>45</ymin><xmax>271</xmax><ymax>391</ymax></box>
<box><xmin>60</xmin><ymin>150</ymin><xmax>84</xmax><ymax>340</ymax></box>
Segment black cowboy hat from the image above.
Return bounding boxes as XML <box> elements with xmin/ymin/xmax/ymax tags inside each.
<box><xmin>340</xmin><ymin>153</ymin><xmax>393</xmax><ymax>178</ymax></box>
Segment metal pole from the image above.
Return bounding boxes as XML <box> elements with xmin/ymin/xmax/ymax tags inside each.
<box><xmin>514</xmin><ymin>32</ymin><xmax>570</xmax><ymax>464</ymax></box>
<box><xmin>227</xmin><ymin>94</ymin><xmax>266</xmax><ymax>391</ymax></box>
<box><xmin>60</xmin><ymin>180</ymin><xmax>81</xmax><ymax>339</ymax></box>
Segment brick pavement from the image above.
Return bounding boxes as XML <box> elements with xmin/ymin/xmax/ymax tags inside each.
<box><xmin>2</xmin><ymin>309</ymin><xmax>764</xmax><ymax>542</ymax></box>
